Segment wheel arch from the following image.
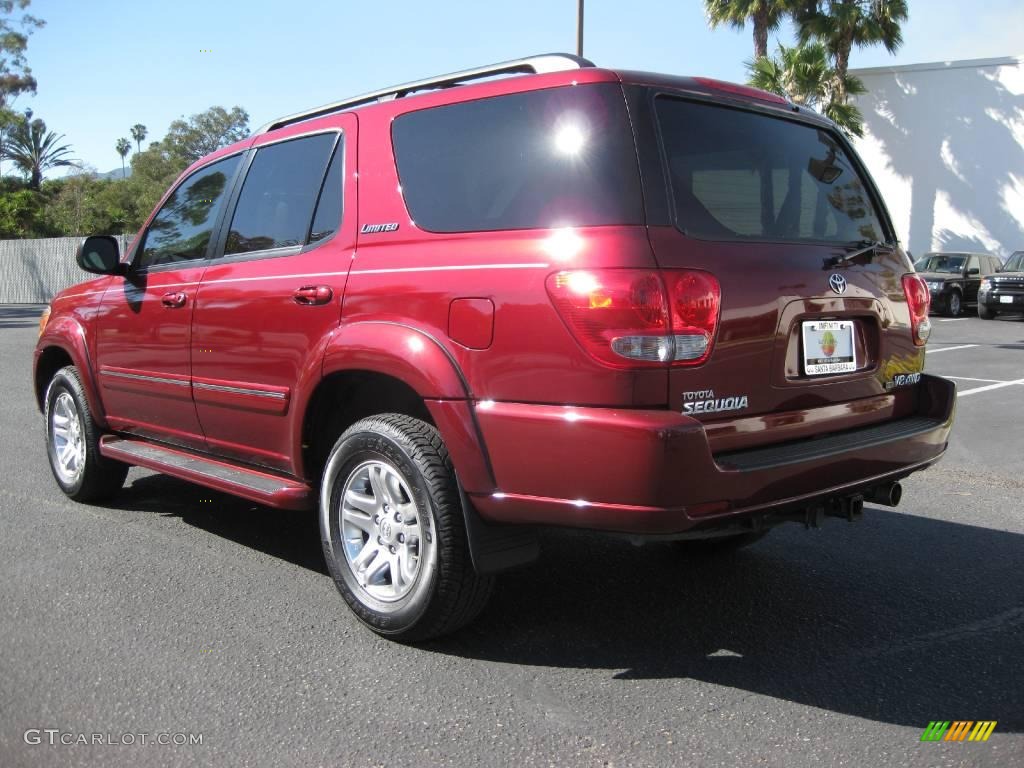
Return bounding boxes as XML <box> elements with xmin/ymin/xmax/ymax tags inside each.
<box><xmin>34</xmin><ymin>318</ymin><xmax>107</xmax><ymax>428</ymax></box>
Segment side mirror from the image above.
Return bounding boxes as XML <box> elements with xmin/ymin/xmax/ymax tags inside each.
<box><xmin>967</xmin><ymin>267</ymin><xmax>980</xmax><ymax>276</ymax></box>
<box><xmin>76</xmin><ymin>235</ymin><xmax>125</xmax><ymax>275</ymax></box>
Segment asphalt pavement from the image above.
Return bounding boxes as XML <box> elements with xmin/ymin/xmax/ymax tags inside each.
<box><xmin>1</xmin><ymin>304</ymin><xmax>1021</xmax><ymax>768</ymax></box>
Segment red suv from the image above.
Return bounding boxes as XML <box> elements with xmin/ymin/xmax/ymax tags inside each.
<box><xmin>34</xmin><ymin>54</ymin><xmax>955</xmax><ymax>640</ymax></box>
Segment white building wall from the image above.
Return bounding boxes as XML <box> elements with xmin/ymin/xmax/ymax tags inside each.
<box><xmin>851</xmin><ymin>55</ymin><xmax>1024</xmax><ymax>259</ymax></box>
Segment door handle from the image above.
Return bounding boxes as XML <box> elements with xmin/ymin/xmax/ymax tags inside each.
<box><xmin>161</xmin><ymin>291</ymin><xmax>187</xmax><ymax>308</ymax></box>
<box><xmin>293</xmin><ymin>285</ymin><xmax>333</xmax><ymax>305</ymax></box>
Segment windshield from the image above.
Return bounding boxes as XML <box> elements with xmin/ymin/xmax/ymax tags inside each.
<box><xmin>656</xmin><ymin>97</ymin><xmax>885</xmax><ymax>244</ymax></box>
<box><xmin>1003</xmin><ymin>252</ymin><xmax>1023</xmax><ymax>272</ymax></box>
<box><xmin>915</xmin><ymin>254</ymin><xmax>966</xmax><ymax>273</ymax></box>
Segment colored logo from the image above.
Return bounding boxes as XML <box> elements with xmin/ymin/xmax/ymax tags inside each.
<box><xmin>920</xmin><ymin>721</ymin><xmax>997</xmax><ymax>742</ymax></box>
<box><xmin>820</xmin><ymin>330</ymin><xmax>837</xmax><ymax>357</ymax></box>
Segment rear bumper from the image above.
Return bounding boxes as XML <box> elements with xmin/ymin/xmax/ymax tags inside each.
<box><xmin>469</xmin><ymin>374</ymin><xmax>955</xmax><ymax>534</ymax></box>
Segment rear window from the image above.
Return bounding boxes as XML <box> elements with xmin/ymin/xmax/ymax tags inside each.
<box><xmin>656</xmin><ymin>98</ymin><xmax>884</xmax><ymax>244</ymax></box>
<box><xmin>392</xmin><ymin>84</ymin><xmax>643</xmax><ymax>233</ymax></box>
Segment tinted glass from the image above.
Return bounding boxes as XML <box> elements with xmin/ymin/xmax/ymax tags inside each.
<box><xmin>309</xmin><ymin>139</ymin><xmax>344</xmax><ymax>243</ymax></box>
<box><xmin>392</xmin><ymin>84</ymin><xmax>643</xmax><ymax>232</ymax></box>
<box><xmin>225</xmin><ymin>133</ymin><xmax>336</xmax><ymax>254</ymax></box>
<box><xmin>1004</xmin><ymin>252</ymin><xmax>1023</xmax><ymax>271</ymax></box>
<box><xmin>137</xmin><ymin>154</ymin><xmax>241</xmax><ymax>269</ymax></box>
<box><xmin>656</xmin><ymin>98</ymin><xmax>884</xmax><ymax>244</ymax></box>
<box><xmin>917</xmin><ymin>254</ymin><xmax>966</xmax><ymax>273</ymax></box>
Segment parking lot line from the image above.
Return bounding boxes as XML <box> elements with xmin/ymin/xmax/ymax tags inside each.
<box><xmin>943</xmin><ymin>376</ymin><xmax>1008</xmax><ymax>383</ymax></box>
<box><xmin>937</xmin><ymin>318</ymin><xmax>968</xmax><ymax>322</ymax></box>
<box><xmin>957</xmin><ymin>378</ymin><xmax>1024</xmax><ymax>397</ymax></box>
<box><xmin>927</xmin><ymin>344</ymin><xmax>979</xmax><ymax>353</ymax></box>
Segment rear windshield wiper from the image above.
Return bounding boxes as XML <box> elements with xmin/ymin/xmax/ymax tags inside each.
<box><xmin>828</xmin><ymin>239</ymin><xmax>897</xmax><ymax>267</ymax></box>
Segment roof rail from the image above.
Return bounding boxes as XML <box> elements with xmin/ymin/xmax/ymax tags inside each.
<box><xmin>254</xmin><ymin>53</ymin><xmax>595</xmax><ymax>135</ymax></box>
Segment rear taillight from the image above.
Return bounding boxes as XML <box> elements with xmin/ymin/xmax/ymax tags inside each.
<box><xmin>546</xmin><ymin>269</ymin><xmax>721</xmax><ymax>368</ymax></box>
<box><xmin>902</xmin><ymin>273</ymin><xmax>931</xmax><ymax>346</ymax></box>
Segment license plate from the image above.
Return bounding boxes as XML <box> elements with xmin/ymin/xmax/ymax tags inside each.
<box><xmin>802</xmin><ymin>320</ymin><xmax>856</xmax><ymax>375</ymax></box>
<box><xmin>1000</xmin><ymin>295</ymin><xmax>1014</xmax><ymax>304</ymax></box>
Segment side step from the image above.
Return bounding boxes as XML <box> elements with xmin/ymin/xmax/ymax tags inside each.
<box><xmin>99</xmin><ymin>436</ymin><xmax>313</xmax><ymax>510</ymax></box>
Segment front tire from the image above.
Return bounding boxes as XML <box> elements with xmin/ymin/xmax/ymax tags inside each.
<box><xmin>44</xmin><ymin>366</ymin><xmax>128</xmax><ymax>502</ymax></box>
<box><xmin>978</xmin><ymin>303</ymin><xmax>997</xmax><ymax>320</ymax></box>
<box><xmin>319</xmin><ymin>414</ymin><xmax>493</xmax><ymax>641</ymax></box>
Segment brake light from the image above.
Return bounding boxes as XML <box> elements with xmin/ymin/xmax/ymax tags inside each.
<box><xmin>902</xmin><ymin>273</ymin><xmax>931</xmax><ymax>346</ymax></box>
<box><xmin>546</xmin><ymin>269</ymin><xmax>721</xmax><ymax>367</ymax></box>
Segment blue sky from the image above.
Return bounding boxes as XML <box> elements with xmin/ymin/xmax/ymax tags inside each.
<box><xmin>20</xmin><ymin>0</ymin><xmax>1024</xmax><ymax>174</ymax></box>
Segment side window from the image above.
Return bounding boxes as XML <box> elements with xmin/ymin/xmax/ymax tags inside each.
<box><xmin>137</xmin><ymin>154</ymin><xmax>242</xmax><ymax>269</ymax></box>
<box><xmin>309</xmin><ymin>138</ymin><xmax>344</xmax><ymax>243</ymax></box>
<box><xmin>224</xmin><ymin>133</ymin><xmax>336</xmax><ymax>255</ymax></box>
<box><xmin>392</xmin><ymin>84</ymin><xmax>643</xmax><ymax>232</ymax></box>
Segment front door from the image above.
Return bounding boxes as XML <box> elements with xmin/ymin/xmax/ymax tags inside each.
<box><xmin>94</xmin><ymin>152</ymin><xmax>245</xmax><ymax>449</ymax></box>
<box><xmin>189</xmin><ymin>119</ymin><xmax>355</xmax><ymax>473</ymax></box>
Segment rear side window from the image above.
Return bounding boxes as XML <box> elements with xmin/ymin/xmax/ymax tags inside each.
<box><xmin>392</xmin><ymin>84</ymin><xmax>643</xmax><ymax>232</ymax></box>
<box><xmin>656</xmin><ymin>98</ymin><xmax>885</xmax><ymax>244</ymax></box>
<box><xmin>309</xmin><ymin>140</ymin><xmax>344</xmax><ymax>243</ymax></box>
<box><xmin>225</xmin><ymin>133</ymin><xmax>337</xmax><ymax>255</ymax></box>
<box><xmin>137</xmin><ymin>154</ymin><xmax>242</xmax><ymax>269</ymax></box>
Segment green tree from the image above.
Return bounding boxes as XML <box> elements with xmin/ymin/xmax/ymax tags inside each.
<box><xmin>0</xmin><ymin>1</ymin><xmax>44</xmax><ymax>120</ymax></box>
<box><xmin>746</xmin><ymin>41</ymin><xmax>867</xmax><ymax>136</ymax></box>
<box><xmin>3</xmin><ymin>116</ymin><xmax>76</xmax><ymax>189</ymax></box>
<box><xmin>0</xmin><ymin>185</ymin><xmax>41</xmax><ymax>237</ymax></box>
<box><xmin>115</xmin><ymin>137</ymin><xmax>130</xmax><ymax>178</ymax></box>
<box><xmin>163</xmin><ymin>106</ymin><xmax>249</xmax><ymax>164</ymax></box>
<box><xmin>130</xmin><ymin>123</ymin><xmax>147</xmax><ymax>153</ymax></box>
<box><xmin>705</xmin><ymin>0</ymin><xmax>791</xmax><ymax>59</ymax></box>
<box><xmin>795</xmin><ymin>0</ymin><xmax>907</xmax><ymax>102</ymax></box>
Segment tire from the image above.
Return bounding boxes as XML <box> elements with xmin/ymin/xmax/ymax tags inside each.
<box><xmin>978</xmin><ymin>303</ymin><xmax>997</xmax><ymax>320</ymax></box>
<box><xmin>319</xmin><ymin>414</ymin><xmax>493</xmax><ymax>642</ymax></box>
<box><xmin>674</xmin><ymin>529</ymin><xmax>771</xmax><ymax>555</ymax></box>
<box><xmin>945</xmin><ymin>290</ymin><xmax>962</xmax><ymax>317</ymax></box>
<box><xmin>44</xmin><ymin>366</ymin><xmax>128</xmax><ymax>502</ymax></box>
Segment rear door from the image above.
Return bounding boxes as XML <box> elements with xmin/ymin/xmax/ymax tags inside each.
<box><xmin>189</xmin><ymin>118</ymin><xmax>355</xmax><ymax>474</ymax></box>
<box><xmin>94</xmin><ymin>153</ymin><xmax>244</xmax><ymax>449</ymax></box>
<box><xmin>964</xmin><ymin>255</ymin><xmax>982</xmax><ymax>302</ymax></box>
<box><xmin>647</xmin><ymin>96</ymin><xmax>914</xmax><ymax>427</ymax></box>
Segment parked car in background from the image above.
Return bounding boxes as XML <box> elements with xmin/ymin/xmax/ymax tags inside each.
<box><xmin>978</xmin><ymin>250</ymin><xmax>1024</xmax><ymax>319</ymax></box>
<box><xmin>913</xmin><ymin>252</ymin><xmax>1002</xmax><ymax>317</ymax></box>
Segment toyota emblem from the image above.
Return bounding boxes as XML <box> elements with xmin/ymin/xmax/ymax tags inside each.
<box><xmin>829</xmin><ymin>274</ymin><xmax>848</xmax><ymax>295</ymax></box>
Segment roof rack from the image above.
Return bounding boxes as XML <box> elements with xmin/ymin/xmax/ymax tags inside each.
<box><xmin>254</xmin><ymin>53</ymin><xmax>595</xmax><ymax>135</ymax></box>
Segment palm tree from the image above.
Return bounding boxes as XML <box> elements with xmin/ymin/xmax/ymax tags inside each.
<box><xmin>747</xmin><ymin>41</ymin><xmax>867</xmax><ymax>136</ymax></box>
<box><xmin>116</xmin><ymin>137</ymin><xmax>131</xmax><ymax>178</ymax></box>
<box><xmin>3</xmin><ymin>117</ymin><xmax>76</xmax><ymax>189</ymax></box>
<box><xmin>705</xmin><ymin>0</ymin><xmax>792</xmax><ymax>59</ymax></box>
<box><xmin>130</xmin><ymin>123</ymin><xmax>147</xmax><ymax>153</ymax></box>
<box><xmin>795</xmin><ymin>0</ymin><xmax>908</xmax><ymax>101</ymax></box>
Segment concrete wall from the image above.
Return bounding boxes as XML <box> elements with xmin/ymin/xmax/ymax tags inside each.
<box><xmin>0</xmin><ymin>235</ymin><xmax>132</xmax><ymax>303</ymax></box>
<box><xmin>851</xmin><ymin>55</ymin><xmax>1024</xmax><ymax>260</ymax></box>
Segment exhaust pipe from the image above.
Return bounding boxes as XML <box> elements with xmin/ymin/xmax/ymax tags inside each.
<box><xmin>864</xmin><ymin>482</ymin><xmax>902</xmax><ymax>507</ymax></box>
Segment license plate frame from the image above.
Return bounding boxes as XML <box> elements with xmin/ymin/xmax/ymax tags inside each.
<box><xmin>1000</xmin><ymin>295</ymin><xmax>1014</xmax><ymax>304</ymax></box>
<box><xmin>802</xmin><ymin>320</ymin><xmax>857</xmax><ymax>376</ymax></box>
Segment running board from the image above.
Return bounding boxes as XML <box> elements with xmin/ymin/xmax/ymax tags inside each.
<box><xmin>99</xmin><ymin>436</ymin><xmax>313</xmax><ymax>510</ymax></box>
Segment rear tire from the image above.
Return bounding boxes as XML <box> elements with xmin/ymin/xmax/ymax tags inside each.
<box><xmin>44</xmin><ymin>366</ymin><xmax>128</xmax><ymax>502</ymax></box>
<box><xmin>319</xmin><ymin>414</ymin><xmax>493</xmax><ymax>642</ymax></box>
<box><xmin>674</xmin><ymin>529</ymin><xmax>770</xmax><ymax>555</ymax></box>
<box><xmin>978</xmin><ymin>303</ymin><xmax>997</xmax><ymax>320</ymax></box>
<box><xmin>945</xmin><ymin>290</ymin><xmax>962</xmax><ymax>317</ymax></box>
